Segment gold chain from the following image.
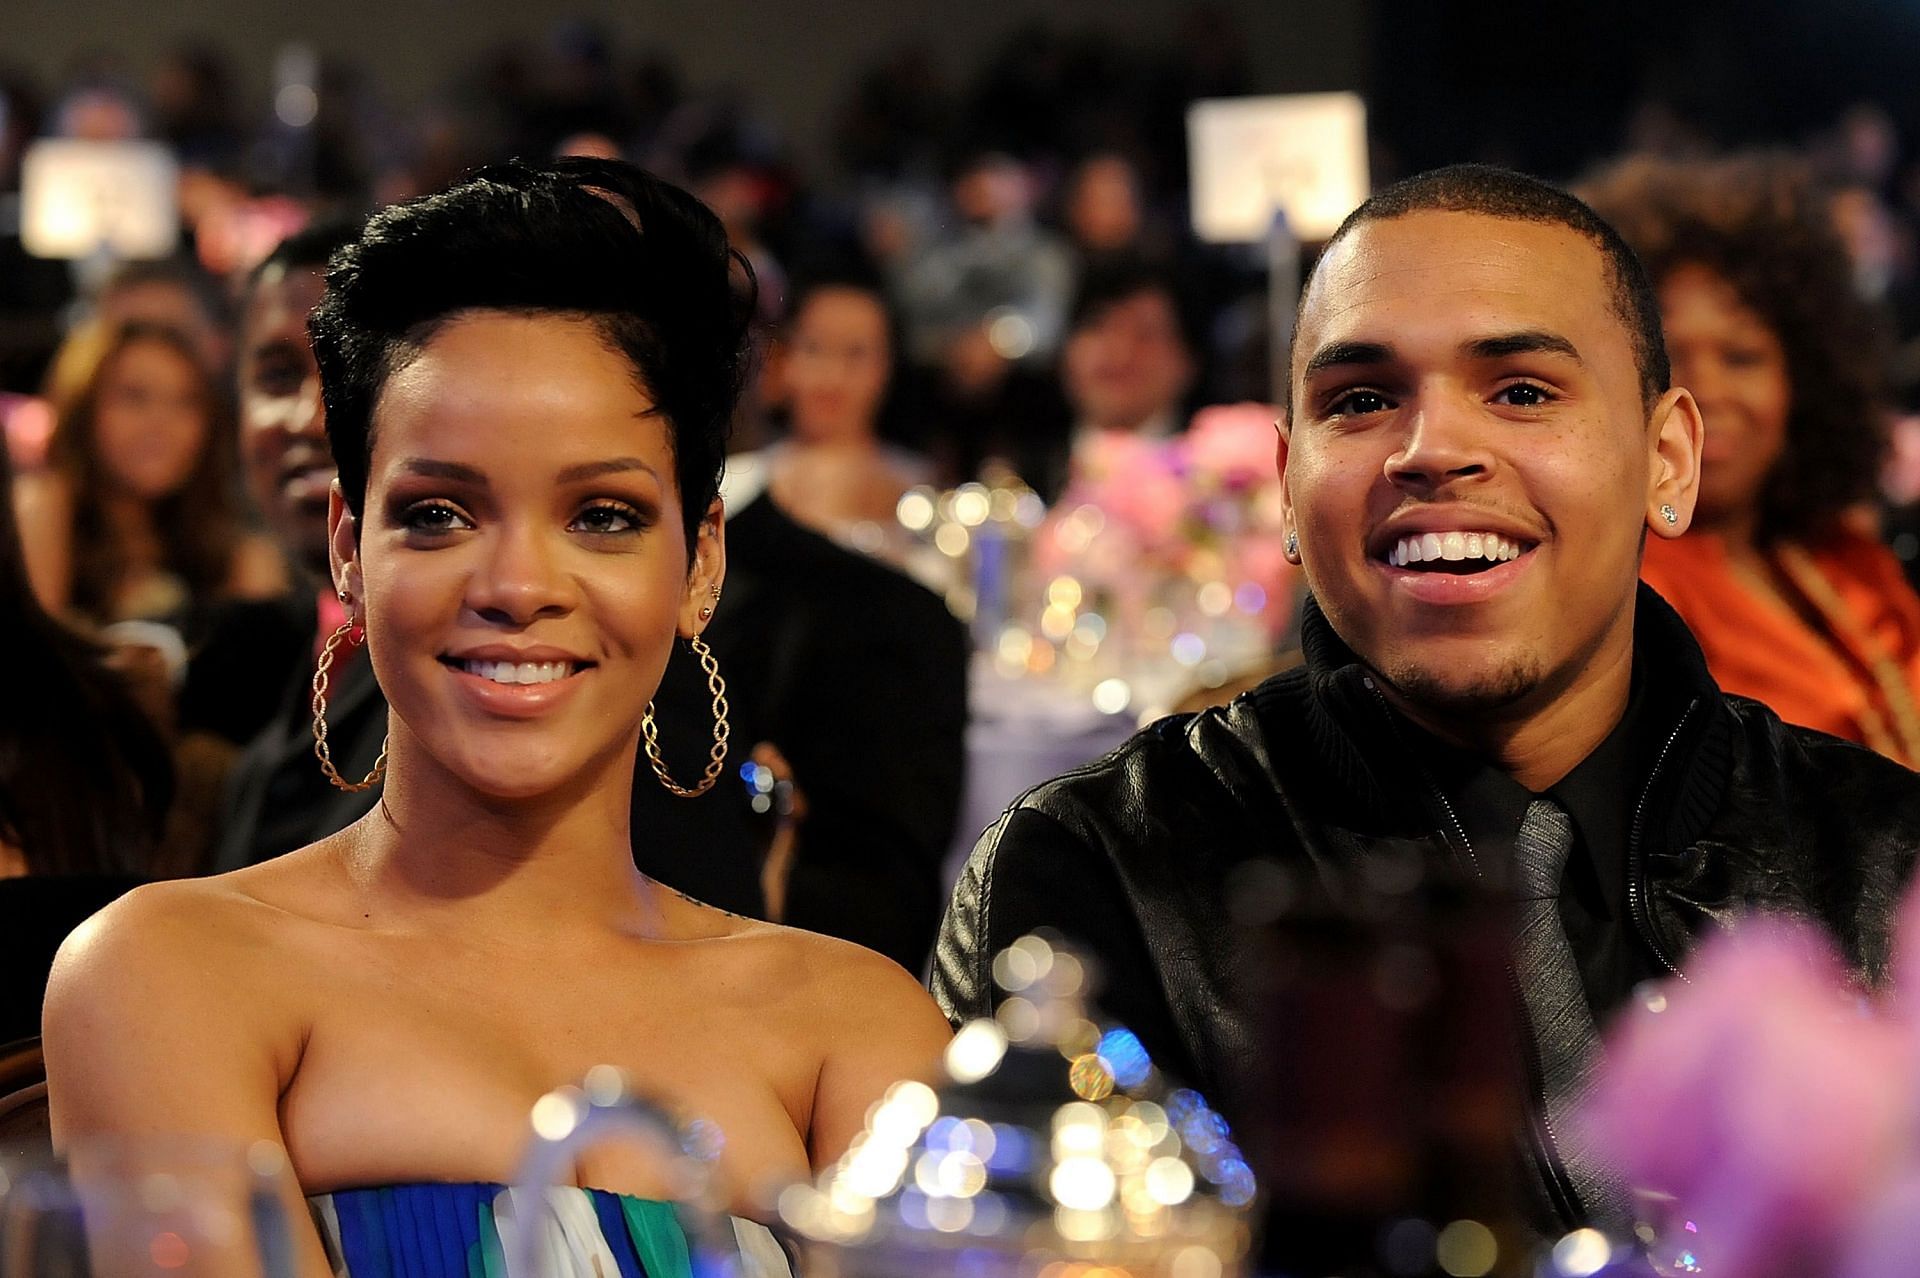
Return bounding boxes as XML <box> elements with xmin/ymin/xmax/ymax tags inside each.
<box><xmin>640</xmin><ymin>634</ymin><xmax>730</xmax><ymax>798</ymax></box>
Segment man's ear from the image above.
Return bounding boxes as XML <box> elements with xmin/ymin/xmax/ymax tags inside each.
<box><xmin>1276</xmin><ymin>414</ymin><xmax>1300</xmax><ymax>563</ymax></box>
<box><xmin>678</xmin><ymin>497</ymin><xmax>727</xmax><ymax>638</ymax></box>
<box><xmin>326</xmin><ymin>481</ymin><xmax>361</xmax><ymax>610</ymax></box>
<box><xmin>1646</xmin><ymin>387</ymin><xmax>1704</xmax><ymax>539</ymax></box>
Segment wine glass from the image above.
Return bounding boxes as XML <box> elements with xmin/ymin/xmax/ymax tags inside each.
<box><xmin>0</xmin><ymin>1135</ymin><xmax>297</xmax><ymax>1278</ymax></box>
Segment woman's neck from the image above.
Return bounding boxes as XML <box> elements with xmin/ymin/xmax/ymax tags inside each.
<box><xmin>339</xmin><ymin>721</ymin><xmax>663</xmax><ymax>933</ymax></box>
<box><xmin>1691</xmin><ymin>506</ymin><xmax>1763</xmax><ymax>557</ymax></box>
<box><xmin>101</xmin><ymin>491</ymin><xmax>160</xmax><ymax>555</ymax></box>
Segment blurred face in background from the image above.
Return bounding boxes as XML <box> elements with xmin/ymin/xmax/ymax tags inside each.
<box><xmin>98</xmin><ymin>278</ymin><xmax>228</xmax><ymax>374</ymax></box>
<box><xmin>1066</xmin><ymin>155</ymin><xmax>1144</xmax><ymax>253</ymax></box>
<box><xmin>240</xmin><ymin>264</ymin><xmax>334</xmax><ymax>578</ymax></box>
<box><xmin>91</xmin><ymin>336</ymin><xmax>211</xmax><ymax>500</ymax></box>
<box><xmin>1063</xmin><ymin>288</ymin><xmax>1195</xmax><ymax>433</ymax></box>
<box><xmin>1657</xmin><ymin>262</ymin><xmax>1791</xmax><ymax>538</ymax></box>
<box><xmin>783</xmin><ymin>287</ymin><xmax>892</xmax><ymax>445</ymax></box>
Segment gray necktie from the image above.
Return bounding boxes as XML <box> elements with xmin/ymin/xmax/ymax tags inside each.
<box><xmin>1512</xmin><ymin>797</ymin><xmax>1629</xmax><ymax>1226</ymax></box>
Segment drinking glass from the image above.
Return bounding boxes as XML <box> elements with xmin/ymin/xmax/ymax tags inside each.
<box><xmin>0</xmin><ymin>1136</ymin><xmax>296</xmax><ymax>1278</ymax></box>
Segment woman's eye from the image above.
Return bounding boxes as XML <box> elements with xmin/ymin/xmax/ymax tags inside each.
<box><xmin>1330</xmin><ymin>389</ymin><xmax>1392</xmax><ymax>416</ymax></box>
<box><xmin>571</xmin><ymin>503</ymin><xmax>646</xmax><ymax>535</ymax></box>
<box><xmin>402</xmin><ymin>502</ymin><xmax>472</xmax><ymax>533</ymax></box>
<box><xmin>1493</xmin><ymin>382</ymin><xmax>1554</xmax><ymax>408</ymax></box>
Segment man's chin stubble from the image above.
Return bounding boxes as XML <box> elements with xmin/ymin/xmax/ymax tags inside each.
<box><xmin>1380</xmin><ymin>658</ymin><xmax>1544</xmax><ymax>722</ymax></box>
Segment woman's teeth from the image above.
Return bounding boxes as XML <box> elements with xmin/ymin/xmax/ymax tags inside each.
<box><xmin>459</xmin><ymin>660</ymin><xmax>574</xmax><ymax>685</ymax></box>
<box><xmin>1386</xmin><ymin>531</ymin><xmax>1527</xmax><ymax>568</ymax></box>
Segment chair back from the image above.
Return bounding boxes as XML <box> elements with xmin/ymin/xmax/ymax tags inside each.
<box><xmin>0</xmin><ymin>1036</ymin><xmax>49</xmax><ymax>1162</ymax></box>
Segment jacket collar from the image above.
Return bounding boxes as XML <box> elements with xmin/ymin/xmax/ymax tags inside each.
<box><xmin>1276</xmin><ymin>582</ymin><xmax>1732</xmax><ymax>854</ymax></box>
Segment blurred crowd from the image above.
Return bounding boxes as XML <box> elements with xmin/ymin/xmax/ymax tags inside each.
<box><xmin>7</xmin><ymin>12</ymin><xmax>1920</xmax><ymax>1018</ymax></box>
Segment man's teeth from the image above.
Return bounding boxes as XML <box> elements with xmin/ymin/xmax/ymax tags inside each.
<box><xmin>1386</xmin><ymin>532</ymin><xmax>1528</xmax><ymax>568</ymax></box>
<box><xmin>459</xmin><ymin>660</ymin><xmax>574</xmax><ymax>685</ymax></box>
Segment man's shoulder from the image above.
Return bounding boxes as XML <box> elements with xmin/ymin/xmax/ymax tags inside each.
<box><xmin>1721</xmin><ymin>693</ymin><xmax>1920</xmax><ymax>831</ymax></box>
<box><xmin>996</xmin><ymin>666</ymin><xmax>1311</xmax><ymax>854</ymax></box>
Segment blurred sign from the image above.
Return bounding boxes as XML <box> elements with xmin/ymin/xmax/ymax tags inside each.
<box><xmin>20</xmin><ymin>140</ymin><xmax>179</xmax><ymax>260</ymax></box>
<box><xmin>1187</xmin><ymin>93</ymin><xmax>1369</xmax><ymax>244</ymax></box>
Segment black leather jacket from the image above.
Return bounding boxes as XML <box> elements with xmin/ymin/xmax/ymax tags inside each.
<box><xmin>935</xmin><ymin>586</ymin><xmax>1920</xmax><ymax>1221</ymax></box>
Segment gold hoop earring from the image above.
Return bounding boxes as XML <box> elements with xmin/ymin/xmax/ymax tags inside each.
<box><xmin>641</xmin><ymin>634</ymin><xmax>730</xmax><ymax>798</ymax></box>
<box><xmin>312</xmin><ymin>621</ymin><xmax>388</xmax><ymax>792</ymax></box>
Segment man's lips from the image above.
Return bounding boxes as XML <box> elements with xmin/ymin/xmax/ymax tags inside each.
<box><xmin>1371</xmin><ymin>542</ymin><xmax>1541</xmax><ymax>605</ymax></box>
<box><xmin>280</xmin><ymin>466</ymin><xmax>335</xmax><ymax>504</ymax></box>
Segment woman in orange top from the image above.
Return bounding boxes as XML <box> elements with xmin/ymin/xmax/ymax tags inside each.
<box><xmin>1585</xmin><ymin>154</ymin><xmax>1920</xmax><ymax>764</ymax></box>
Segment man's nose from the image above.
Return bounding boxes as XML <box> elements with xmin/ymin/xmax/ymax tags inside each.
<box><xmin>1383</xmin><ymin>393</ymin><xmax>1493</xmax><ymax>491</ymax></box>
<box><xmin>293</xmin><ymin>374</ymin><xmax>328</xmax><ymax>439</ymax></box>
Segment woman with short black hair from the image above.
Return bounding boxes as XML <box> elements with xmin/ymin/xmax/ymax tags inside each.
<box><xmin>44</xmin><ymin>158</ymin><xmax>949</xmax><ymax>1278</ymax></box>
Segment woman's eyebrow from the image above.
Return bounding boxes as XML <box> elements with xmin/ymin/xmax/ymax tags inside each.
<box><xmin>555</xmin><ymin>457</ymin><xmax>661</xmax><ymax>483</ymax></box>
<box><xmin>398</xmin><ymin>458</ymin><xmax>487</xmax><ymax>484</ymax></box>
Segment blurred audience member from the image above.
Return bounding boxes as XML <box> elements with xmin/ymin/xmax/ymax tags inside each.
<box><xmin>1587</xmin><ymin>154</ymin><xmax>1920</xmax><ymax>764</ymax></box>
<box><xmin>0</xmin><ymin>440</ymin><xmax>171</xmax><ymax>1040</ymax></box>
<box><xmin>764</xmin><ymin>271</ymin><xmax>929</xmax><ymax>560</ymax></box>
<box><xmin>93</xmin><ymin>257</ymin><xmax>233</xmax><ymax>375</ymax></box>
<box><xmin>15</xmin><ymin>320</ymin><xmax>281</xmax><ymax>639</ymax></box>
<box><xmin>212</xmin><ymin>222</ymin><xmax>388</xmax><ymax>870</ymax></box>
<box><xmin>1002</xmin><ymin>259</ymin><xmax>1199</xmax><ymax>498</ymax></box>
<box><xmin>895</xmin><ymin>150</ymin><xmax>1074</xmax><ymax>368</ymax></box>
<box><xmin>1061</xmin><ymin>151</ymin><xmax>1157</xmax><ymax>268</ymax></box>
<box><xmin>635</xmin><ymin>452</ymin><xmax>968</xmax><ymax>975</ymax></box>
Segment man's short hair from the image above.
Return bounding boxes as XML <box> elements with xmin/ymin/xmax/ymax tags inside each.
<box><xmin>1069</xmin><ymin>258</ymin><xmax>1203</xmax><ymax>355</ymax></box>
<box><xmin>243</xmin><ymin>218</ymin><xmax>364</xmax><ymax>302</ymax></box>
<box><xmin>1297</xmin><ymin>164</ymin><xmax>1669</xmax><ymax>408</ymax></box>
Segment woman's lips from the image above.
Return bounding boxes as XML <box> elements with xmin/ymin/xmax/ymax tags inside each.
<box><xmin>443</xmin><ymin>661</ymin><xmax>591</xmax><ymax>719</ymax></box>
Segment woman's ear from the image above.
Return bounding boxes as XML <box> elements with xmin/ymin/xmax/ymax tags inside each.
<box><xmin>679</xmin><ymin>497</ymin><xmax>727</xmax><ymax>638</ymax></box>
<box><xmin>1646</xmin><ymin>387</ymin><xmax>1704</xmax><ymax>539</ymax></box>
<box><xmin>327</xmin><ymin>481</ymin><xmax>362</xmax><ymax>612</ymax></box>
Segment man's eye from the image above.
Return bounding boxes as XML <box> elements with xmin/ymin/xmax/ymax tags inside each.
<box><xmin>571</xmin><ymin>503</ymin><xmax>646</xmax><ymax>535</ymax></box>
<box><xmin>1493</xmin><ymin>383</ymin><xmax>1554</xmax><ymax>408</ymax></box>
<box><xmin>252</xmin><ymin>364</ymin><xmax>305</xmax><ymax>396</ymax></box>
<box><xmin>1330</xmin><ymin>389</ymin><xmax>1392</xmax><ymax>415</ymax></box>
<box><xmin>402</xmin><ymin>502</ymin><xmax>472</xmax><ymax>533</ymax></box>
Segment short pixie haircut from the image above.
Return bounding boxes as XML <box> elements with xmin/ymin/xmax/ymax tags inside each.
<box><xmin>309</xmin><ymin>157</ymin><xmax>754</xmax><ymax>548</ymax></box>
<box><xmin>1297</xmin><ymin>164</ymin><xmax>1670</xmax><ymax>410</ymax></box>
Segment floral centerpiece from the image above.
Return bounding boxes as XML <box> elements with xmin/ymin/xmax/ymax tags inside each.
<box><xmin>1582</xmin><ymin>881</ymin><xmax>1920</xmax><ymax>1276</ymax></box>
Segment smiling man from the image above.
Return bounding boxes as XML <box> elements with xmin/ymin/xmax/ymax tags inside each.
<box><xmin>933</xmin><ymin>165</ymin><xmax>1920</xmax><ymax>1232</ymax></box>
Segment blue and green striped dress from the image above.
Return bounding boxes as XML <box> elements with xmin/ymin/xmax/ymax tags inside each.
<box><xmin>307</xmin><ymin>1182</ymin><xmax>793</xmax><ymax>1278</ymax></box>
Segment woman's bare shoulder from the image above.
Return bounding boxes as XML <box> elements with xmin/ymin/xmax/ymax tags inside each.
<box><xmin>51</xmin><ymin>874</ymin><xmax>288</xmax><ymax>1001</ymax></box>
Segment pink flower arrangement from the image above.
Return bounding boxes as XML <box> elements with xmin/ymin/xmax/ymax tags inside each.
<box><xmin>1031</xmin><ymin>404</ymin><xmax>1298</xmax><ymax>637</ymax></box>
<box><xmin>1583</xmin><ymin>884</ymin><xmax>1920</xmax><ymax>1275</ymax></box>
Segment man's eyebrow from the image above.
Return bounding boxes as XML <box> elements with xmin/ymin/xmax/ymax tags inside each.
<box><xmin>1302</xmin><ymin>340</ymin><xmax>1396</xmax><ymax>379</ymax></box>
<box><xmin>399</xmin><ymin>458</ymin><xmax>486</xmax><ymax>484</ymax></box>
<box><xmin>556</xmin><ymin>457</ymin><xmax>660</xmax><ymax>484</ymax></box>
<box><xmin>1464</xmin><ymin>330</ymin><xmax>1583</xmax><ymax>363</ymax></box>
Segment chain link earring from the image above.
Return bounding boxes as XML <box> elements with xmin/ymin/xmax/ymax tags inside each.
<box><xmin>312</xmin><ymin>589</ymin><xmax>389</xmax><ymax>792</ymax></box>
<box><xmin>641</xmin><ymin>634</ymin><xmax>730</xmax><ymax>798</ymax></box>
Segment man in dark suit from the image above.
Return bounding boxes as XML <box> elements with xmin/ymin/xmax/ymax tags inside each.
<box><xmin>213</xmin><ymin>223</ymin><xmax>389</xmax><ymax>871</ymax></box>
<box><xmin>633</xmin><ymin>458</ymin><xmax>969</xmax><ymax>974</ymax></box>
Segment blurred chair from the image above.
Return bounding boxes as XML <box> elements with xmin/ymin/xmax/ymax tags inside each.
<box><xmin>0</xmin><ymin>1035</ymin><xmax>50</xmax><ymax>1162</ymax></box>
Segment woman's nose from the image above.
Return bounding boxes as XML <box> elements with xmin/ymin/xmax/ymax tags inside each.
<box><xmin>465</xmin><ymin>525</ymin><xmax>576</xmax><ymax>624</ymax></box>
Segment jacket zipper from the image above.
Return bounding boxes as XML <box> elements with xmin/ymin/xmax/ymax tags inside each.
<box><xmin>1625</xmin><ymin>700</ymin><xmax>1699</xmax><ymax>982</ymax></box>
<box><xmin>1362</xmin><ymin>681</ymin><xmax>1585</xmax><ymax>1227</ymax></box>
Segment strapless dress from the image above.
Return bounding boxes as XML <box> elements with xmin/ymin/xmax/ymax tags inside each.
<box><xmin>307</xmin><ymin>1181</ymin><xmax>793</xmax><ymax>1278</ymax></box>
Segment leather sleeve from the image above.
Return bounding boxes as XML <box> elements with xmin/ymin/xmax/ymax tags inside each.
<box><xmin>931</xmin><ymin>800</ymin><xmax>1195</xmax><ymax>1082</ymax></box>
